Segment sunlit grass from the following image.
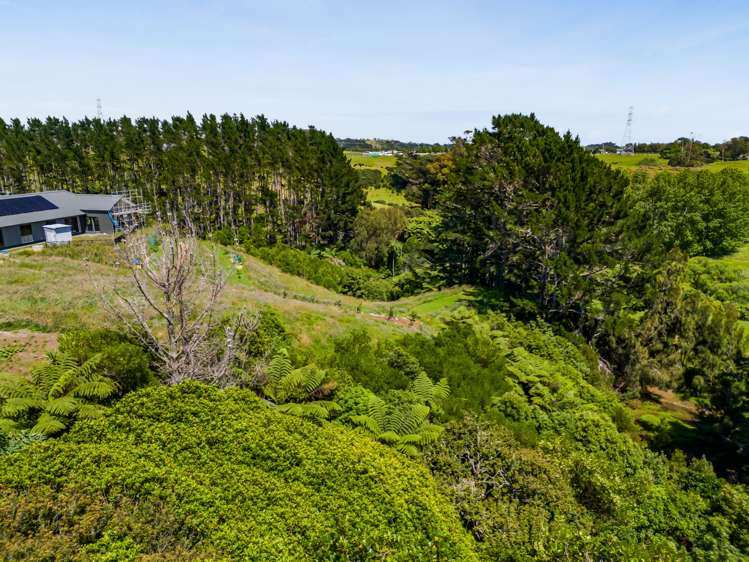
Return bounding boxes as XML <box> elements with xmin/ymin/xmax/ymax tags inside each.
<box><xmin>366</xmin><ymin>186</ymin><xmax>412</xmax><ymax>208</ymax></box>
<box><xmin>346</xmin><ymin>151</ymin><xmax>397</xmax><ymax>172</ymax></box>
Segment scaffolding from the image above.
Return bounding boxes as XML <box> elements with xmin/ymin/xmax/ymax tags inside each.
<box><xmin>110</xmin><ymin>190</ymin><xmax>151</xmax><ymax>234</ymax></box>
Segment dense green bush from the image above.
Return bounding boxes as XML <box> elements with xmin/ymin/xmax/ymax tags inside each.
<box><xmin>688</xmin><ymin>257</ymin><xmax>749</xmax><ymax>319</ymax></box>
<box><xmin>246</xmin><ymin>243</ymin><xmax>402</xmax><ymax>300</ymax></box>
<box><xmin>0</xmin><ymin>383</ymin><xmax>477</xmax><ymax>561</ymax></box>
<box><xmin>59</xmin><ymin>329</ymin><xmax>155</xmax><ymax>394</ymax></box>
<box><xmin>627</xmin><ymin>169</ymin><xmax>749</xmax><ymax>257</ymax></box>
<box><xmin>427</xmin><ymin>416</ymin><xmax>749</xmax><ymax>561</ymax></box>
<box><xmin>356</xmin><ymin>168</ymin><xmax>383</xmax><ymax>188</ymax></box>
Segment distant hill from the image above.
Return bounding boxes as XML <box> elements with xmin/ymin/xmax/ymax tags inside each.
<box><xmin>337</xmin><ymin>137</ymin><xmax>450</xmax><ymax>153</ymax></box>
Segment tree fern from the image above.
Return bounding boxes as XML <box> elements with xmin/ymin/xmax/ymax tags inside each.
<box><xmin>410</xmin><ymin>372</ymin><xmax>450</xmax><ymax>408</ymax></box>
<box><xmin>45</xmin><ymin>395</ymin><xmax>81</xmax><ymax>416</ymax></box>
<box><xmin>349</xmin><ymin>394</ymin><xmax>446</xmax><ymax>457</ymax></box>
<box><xmin>31</xmin><ymin>412</ymin><xmax>67</xmax><ymax>435</ymax></box>
<box><xmin>262</xmin><ymin>349</ymin><xmax>338</xmax><ymax>421</ymax></box>
<box><xmin>0</xmin><ymin>351</ymin><xmax>117</xmax><ymax>436</ymax></box>
<box><xmin>267</xmin><ymin>348</ymin><xmax>293</xmax><ymax>384</ymax></box>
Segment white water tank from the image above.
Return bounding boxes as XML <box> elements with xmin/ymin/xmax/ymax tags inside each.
<box><xmin>43</xmin><ymin>224</ymin><xmax>73</xmax><ymax>245</ymax></box>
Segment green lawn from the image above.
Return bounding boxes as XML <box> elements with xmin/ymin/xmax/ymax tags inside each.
<box><xmin>596</xmin><ymin>152</ymin><xmax>749</xmax><ymax>174</ymax></box>
<box><xmin>366</xmin><ymin>186</ymin><xmax>412</xmax><ymax>208</ymax></box>
<box><xmin>346</xmin><ymin>151</ymin><xmax>397</xmax><ymax>172</ymax></box>
<box><xmin>596</xmin><ymin>153</ymin><xmax>668</xmax><ymax>170</ymax></box>
<box><xmin>702</xmin><ymin>159</ymin><xmax>749</xmax><ymax>172</ymax></box>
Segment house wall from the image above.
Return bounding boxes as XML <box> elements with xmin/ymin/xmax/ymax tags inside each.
<box><xmin>31</xmin><ymin>223</ymin><xmax>45</xmax><ymax>241</ymax></box>
<box><xmin>1</xmin><ymin>225</ymin><xmax>21</xmax><ymax>249</ymax></box>
<box><xmin>85</xmin><ymin>212</ymin><xmax>116</xmax><ymax>234</ymax></box>
<box><xmin>0</xmin><ymin>215</ymin><xmax>86</xmax><ymax>250</ymax></box>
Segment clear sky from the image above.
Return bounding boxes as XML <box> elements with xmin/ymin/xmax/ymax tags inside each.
<box><xmin>1</xmin><ymin>0</ymin><xmax>747</xmax><ymax>144</ymax></box>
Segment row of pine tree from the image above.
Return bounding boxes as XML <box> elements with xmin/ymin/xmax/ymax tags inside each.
<box><xmin>0</xmin><ymin>114</ymin><xmax>363</xmax><ymax>246</ymax></box>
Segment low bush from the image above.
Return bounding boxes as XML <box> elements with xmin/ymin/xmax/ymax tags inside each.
<box><xmin>59</xmin><ymin>329</ymin><xmax>155</xmax><ymax>394</ymax></box>
<box><xmin>0</xmin><ymin>382</ymin><xmax>478</xmax><ymax>561</ymax></box>
<box><xmin>247</xmin><ymin>243</ymin><xmax>402</xmax><ymax>300</ymax></box>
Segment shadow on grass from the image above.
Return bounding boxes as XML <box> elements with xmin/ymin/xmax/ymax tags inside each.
<box><xmin>639</xmin><ymin>401</ymin><xmax>749</xmax><ymax>484</ymax></box>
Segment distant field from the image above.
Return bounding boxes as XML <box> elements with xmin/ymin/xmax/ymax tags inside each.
<box><xmin>349</xmin><ymin>149</ymin><xmax>749</xmax><ymax>175</ymax></box>
<box><xmin>346</xmin><ymin>151</ymin><xmax>397</xmax><ymax>172</ymax></box>
<box><xmin>702</xmin><ymin>159</ymin><xmax>749</xmax><ymax>172</ymax></box>
<box><xmin>596</xmin><ymin>153</ymin><xmax>668</xmax><ymax>169</ymax></box>
<box><xmin>597</xmin><ymin>153</ymin><xmax>749</xmax><ymax>174</ymax></box>
<box><xmin>366</xmin><ymin>186</ymin><xmax>412</xmax><ymax>208</ymax></box>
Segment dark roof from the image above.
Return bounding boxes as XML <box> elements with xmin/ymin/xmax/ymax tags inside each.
<box><xmin>0</xmin><ymin>191</ymin><xmax>123</xmax><ymax>229</ymax></box>
<box><xmin>0</xmin><ymin>195</ymin><xmax>59</xmax><ymax>218</ymax></box>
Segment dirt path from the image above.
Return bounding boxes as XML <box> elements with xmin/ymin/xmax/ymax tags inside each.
<box><xmin>0</xmin><ymin>330</ymin><xmax>58</xmax><ymax>378</ymax></box>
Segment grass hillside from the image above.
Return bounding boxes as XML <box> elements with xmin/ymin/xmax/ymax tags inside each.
<box><xmin>597</xmin><ymin>153</ymin><xmax>749</xmax><ymax>174</ymax></box>
<box><xmin>365</xmin><ymin>186</ymin><xmax>412</xmax><ymax>208</ymax></box>
<box><xmin>596</xmin><ymin>153</ymin><xmax>668</xmax><ymax>169</ymax></box>
<box><xmin>346</xmin><ymin>151</ymin><xmax>397</xmax><ymax>172</ymax></box>
<box><xmin>0</xmin><ymin>239</ymin><xmax>479</xmax><ymax>348</ymax></box>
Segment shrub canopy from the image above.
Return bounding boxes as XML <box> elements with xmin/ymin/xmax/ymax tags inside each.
<box><xmin>0</xmin><ymin>382</ymin><xmax>476</xmax><ymax>561</ymax></box>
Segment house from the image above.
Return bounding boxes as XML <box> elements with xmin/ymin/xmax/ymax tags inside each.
<box><xmin>0</xmin><ymin>190</ymin><xmax>145</xmax><ymax>251</ymax></box>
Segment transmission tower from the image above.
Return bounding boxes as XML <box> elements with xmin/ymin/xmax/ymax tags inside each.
<box><xmin>621</xmin><ymin>106</ymin><xmax>634</xmax><ymax>155</ymax></box>
<box><xmin>96</xmin><ymin>98</ymin><xmax>103</xmax><ymax>120</ymax></box>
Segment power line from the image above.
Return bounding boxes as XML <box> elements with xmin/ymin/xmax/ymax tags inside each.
<box><xmin>621</xmin><ymin>106</ymin><xmax>634</xmax><ymax>155</ymax></box>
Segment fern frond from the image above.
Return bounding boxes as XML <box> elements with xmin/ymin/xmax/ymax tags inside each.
<box><xmin>0</xmin><ymin>380</ymin><xmax>39</xmax><ymax>400</ymax></box>
<box><xmin>45</xmin><ymin>395</ymin><xmax>80</xmax><ymax>416</ymax></box>
<box><xmin>2</xmin><ymin>396</ymin><xmax>45</xmax><ymax>418</ymax></box>
<box><xmin>76</xmin><ymin>403</ymin><xmax>110</xmax><ymax>419</ymax></box>
<box><xmin>385</xmin><ymin>407</ymin><xmax>408</xmax><ymax>434</ymax></box>
<box><xmin>276</xmin><ymin>402</ymin><xmax>305</xmax><ymax>417</ymax></box>
<box><xmin>74</xmin><ymin>377</ymin><xmax>117</xmax><ymax>400</ymax></box>
<box><xmin>433</xmin><ymin>378</ymin><xmax>451</xmax><ymax>401</ymax></box>
<box><xmin>350</xmin><ymin>414</ymin><xmax>381</xmax><ymax>434</ymax></box>
<box><xmin>417</xmin><ymin>423</ymin><xmax>444</xmax><ymax>444</ymax></box>
<box><xmin>366</xmin><ymin>396</ymin><xmax>387</xmax><ymax>427</ymax></box>
<box><xmin>45</xmin><ymin>352</ymin><xmax>81</xmax><ymax>398</ymax></box>
<box><xmin>0</xmin><ymin>417</ymin><xmax>21</xmax><ymax>434</ymax></box>
<box><xmin>396</xmin><ymin>404</ymin><xmax>430</xmax><ymax>435</ymax></box>
<box><xmin>302</xmin><ymin>367</ymin><xmax>326</xmax><ymax>396</ymax></box>
<box><xmin>76</xmin><ymin>353</ymin><xmax>103</xmax><ymax>379</ymax></box>
<box><xmin>316</xmin><ymin>400</ymin><xmax>341</xmax><ymax>415</ymax></box>
<box><xmin>267</xmin><ymin>348</ymin><xmax>292</xmax><ymax>384</ymax></box>
<box><xmin>377</xmin><ymin>431</ymin><xmax>401</xmax><ymax>445</ymax></box>
<box><xmin>278</xmin><ymin>402</ymin><xmax>331</xmax><ymax>420</ymax></box>
<box><xmin>274</xmin><ymin>366</ymin><xmax>309</xmax><ymax>401</ymax></box>
<box><xmin>395</xmin><ymin>443</ymin><xmax>420</xmax><ymax>457</ymax></box>
<box><xmin>31</xmin><ymin>361</ymin><xmax>63</xmax><ymax>395</ymax></box>
<box><xmin>411</xmin><ymin>372</ymin><xmax>434</xmax><ymax>402</ymax></box>
<box><xmin>31</xmin><ymin>412</ymin><xmax>68</xmax><ymax>435</ymax></box>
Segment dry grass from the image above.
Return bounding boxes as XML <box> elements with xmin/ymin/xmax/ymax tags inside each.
<box><xmin>0</xmin><ymin>239</ymin><xmax>454</xmax><ymax>353</ymax></box>
<box><xmin>0</xmin><ymin>331</ymin><xmax>58</xmax><ymax>379</ymax></box>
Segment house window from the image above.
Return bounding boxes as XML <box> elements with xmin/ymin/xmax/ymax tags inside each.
<box><xmin>0</xmin><ymin>229</ymin><xmax>4</xmax><ymax>248</ymax></box>
<box><xmin>20</xmin><ymin>224</ymin><xmax>33</xmax><ymax>244</ymax></box>
<box><xmin>87</xmin><ymin>216</ymin><xmax>101</xmax><ymax>232</ymax></box>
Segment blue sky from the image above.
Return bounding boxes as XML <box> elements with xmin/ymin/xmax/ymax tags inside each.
<box><xmin>1</xmin><ymin>0</ymin><xmax>747</xmax><ymax>144</ymax></box>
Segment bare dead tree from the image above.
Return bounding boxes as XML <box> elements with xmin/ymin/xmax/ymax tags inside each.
<box><xmin>102</xmin><ymin>219</ymin><xmax>255</xmax><ymax>387</ymax></box>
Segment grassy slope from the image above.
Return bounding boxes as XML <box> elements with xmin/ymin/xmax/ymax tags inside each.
<box><xmin>365</xmin><ymin>186</ymin><xmax>412</xmax><ymax>208</ymax></box>
<box><xmin>596</xmin><ymin>153</ymin><xmax>669</xmax><ymax>169</ymax></box>
<box><xmin>345</xmin><ymin>151</ymin><xmax>397</xmax><ymax>172</ymax></box>
<box><xmin>597</xmin><ymin>153</ymin><xmax>749</xmax><ymax>174</ymax></box>
<box><xmin>0</xmin><ymin>240</ymin><xmax>478</xmax><ymax>351</ymax></box>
